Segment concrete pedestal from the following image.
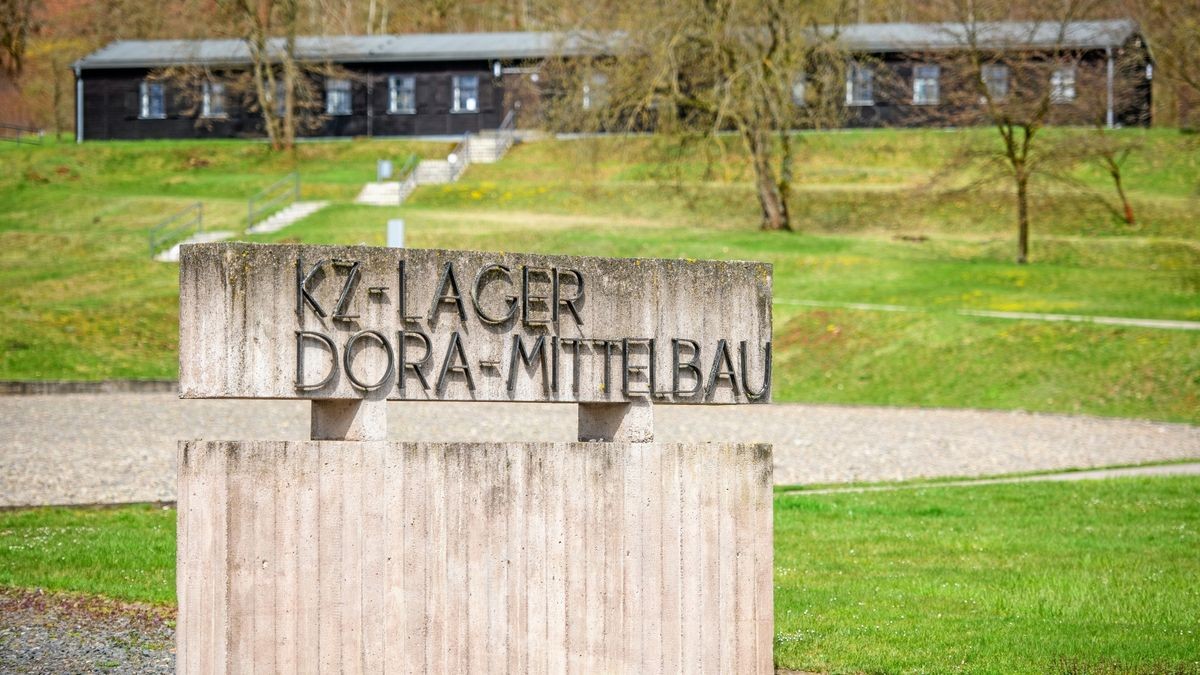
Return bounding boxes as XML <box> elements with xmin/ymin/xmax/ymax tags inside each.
<box><xmin>176</xmin><ymin>440</ymin><xmax>773</xmax><ymax>674</ymax></box>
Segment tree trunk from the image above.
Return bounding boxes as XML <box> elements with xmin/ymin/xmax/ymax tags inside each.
<box><xmin>248</xmin><ymin>30</ymin><xmax>282</xmax><ymax>151</ymax></box>
<box><xmin>282</xmin><ymin>3</ymin><xmax>297</xmax><ymax>151</ymax></box>
<box><xmin>51</xmin><ymin>58</ymin><xmax>63</xmax><ymax>138</ymax></box>
<box><xmin>747</xmin><ymin>131</ymin><xmax>791</xmax><ymax>231</ymax></box>
<box><xmin>274</xmin><ymin>0</ymin><xmax>298</xmax><ymax>151</ymax></box>
<box><xmin>756</xmin><ymin>169</ymin><xmax>791</xmax><ymax>231</ymax></box>
<box><xmin>261</xmin><ymin>67</ymin><xmax>283</xmax><ymax>150</ymax></box>
<box><xmin>1113</xmin><ymin>171</ymin><xmax>1135</xmax><ymax>225</ymax></box>
<box><xmin>281</xmin><ymin>63</ymin><xmax>295</xmax><ymax>151</ymax></box>
<box><xmin>1016</xmin><ymin>174</ymin><xmax>1030</xmax><ymax>264</ymax></box>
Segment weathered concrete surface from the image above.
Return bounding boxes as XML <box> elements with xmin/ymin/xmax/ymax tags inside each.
<box><xmin>177</xmin><ymin>440</ymin><xmax>774</xmax><ymax>674</ymax></box>
<box><xmin>179</xmin><ymin>244</ymin><xmax>772</xmax><ymax>404</ymax></box>
<box><xmin>578</xmin><ymin>400</ymin><xmax>654</xmax><ymax>441</ymax></box>
<box><xmin>310</xmin><ymin>398</ymin><xmax>387</xmax><ymax>440</ymax></box>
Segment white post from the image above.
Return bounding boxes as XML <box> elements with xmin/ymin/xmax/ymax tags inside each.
<box><xmin>387</xmin><ymin>219</ymin><xmax>405</xmax><ymax>247</ymax></box>
<box><xmin>1106</xmin><ymin>47</ymin><xmax>1115</xmax><ymax>129</ymax></box>
<box><xmin>74</xmin><ymin>65</ymin><xmax>83</xmax><ymax>144</ymax></box>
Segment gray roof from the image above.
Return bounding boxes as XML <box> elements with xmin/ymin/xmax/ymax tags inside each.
<box><xmin>74</xmin><ymin>20</ymin><xmax>1137</xmax><ymax>70</ymax></box>
<box><xmin>835</xmin><ymin>19</ymin><xmax>1138</xmax><ymax>53</ymax></box>
<box><xmin>74</xmin><ymin>31</ymin><xmax>600</xmax><ymax>70</ymax></box>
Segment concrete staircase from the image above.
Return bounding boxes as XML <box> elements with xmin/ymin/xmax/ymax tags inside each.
<box><xmin>153</xmin><ymin>230</ymin><xmax>235</xmax><ymax>263</ymax></box>
<box><xmin>152</xmin><ymin>174</ymin><xmax>328</xmax><ymax>263</ymax></box>
<box><xmin>465</xmin><ymin>133</ymin><xmax>511</xmax><ymax>164</ymax></box>
<box><xmin>246</xmin><ymin>200</ymin><xmax>330</xmax><ymax>234</ymax></box>
<box><xmin>414</xmin><ymin>159</ymin><xmax>455</xmax><ymax>185</ymax></box>
<box><xmin>354</xmin><ymin>181</ymin><xmax>417</xmax><ymax>206</ymax></box>
<box><xmin>356</xmin><ymin>120</ymin><xmax>518</xmax><ymax>206</ymax></box>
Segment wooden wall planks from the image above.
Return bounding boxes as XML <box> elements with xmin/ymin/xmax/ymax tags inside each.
<box><xmin>177</xmin><ymin>440</ymin><xmax>773</xmax><ymax>674</ymax></box>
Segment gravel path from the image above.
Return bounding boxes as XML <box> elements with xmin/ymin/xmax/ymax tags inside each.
<box><xmin>0</xmin><ymin>589</ymin><xmax>173</xmax><ymax>674</ymax></box>
<box><xmin>776</xmin><ymin>298</ymin><xmax>1200</xmax><ymax>331</ymax></box>
<box><xmin>2</xmin><ymin>394</ymin><xmax>1198</xmax><ymax>506</ymax></box>
<box><xmin>788</xmin><ymin>461</ymin><xmax>1200</xmax><ymax>494</ymax></box>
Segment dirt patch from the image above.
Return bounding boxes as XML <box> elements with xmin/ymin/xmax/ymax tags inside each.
<box><xmin>776</xmin><ymin>310</ymin><xmax>852</xmax><ymax>350</ymax></box>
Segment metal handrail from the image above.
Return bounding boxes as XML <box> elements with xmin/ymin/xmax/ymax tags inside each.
<box><xmin>395</xmin><ymin>153</ymin><xmax>420</xmax><ymax>205</ymax></box>
<box><xmin>396</xmin><ymin>153</ymin><xmax>419</xmax><ymax>179</ymax></box>
<box><xmin>447</xmin><ymin>134</ymin><xmax>471</xmax><ymax>182</ymax></box>
<box><xmin>497</xmin><ymin>109</ymin><xmax>517</xmax><ymax>153</ymax></box>
<box><xmin>148</xmin><ymin>202</ymin><xmax>203</xmax><ymax>256</ymax></box>
<box><xmin>247</xmin><ymin>172</ymin><xmax>300</xmax><ymax>229</ymax></box>
<box><xmin>0</xmin><ymin>122</ymin><xmax>44</xmax><ymax>144</ymax></box>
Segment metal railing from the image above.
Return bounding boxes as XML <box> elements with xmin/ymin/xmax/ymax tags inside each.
<box><xmin>395</xmin><ymin>153</ymin><xmax>420</xmax><ymax>205</ymax></box>
<box><xmin>148</xmin><ymin>202</ymin><xmax>203</xmax><ymax>257</ymax></box>
<box><xmin>247</xmin><ymin>172</ymin><xmax>300</xmax><ymax>230</ymax></box>
<box><xmin>496</xmin><ymin>109</ymin><xmax>517</xmax><ymax>154</ymax></box>
<box><xmin>446</xmin><ymin>134</ymin><xmax>471</xmax><ymax>183</ymax></box>
<box><xmin>0</xmin><ymin>123</ymin><xmax>44</xmax><ymax>144</ymax></box>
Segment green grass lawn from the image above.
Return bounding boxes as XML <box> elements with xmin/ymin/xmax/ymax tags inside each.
<box><xmin>3</xmin><ymin>477</ymin><xmax>1197</xmax><ymax>672</ymax></box>
<box><xmin>0</xmin><ymin>504</ymin><xmax>175</xmax><ymax>604</ymax></box>
<box><xmin>774</xmin><ymin>476</ymin><xmax>1200</xmax><ymax>673</ymax></box>
<box><xmin>1</xmin><ymin>129</ymin><xmax>1197</xmax><ymax>421</ymax></box>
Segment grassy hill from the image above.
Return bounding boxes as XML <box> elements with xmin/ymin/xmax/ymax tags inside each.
<box><xmin>0</xmin><ymin>129</ymin><xmax>1196</xmax><ymax>421</ymax></box>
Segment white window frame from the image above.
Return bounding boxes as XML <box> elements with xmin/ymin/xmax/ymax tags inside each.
<box><xmin>791</xmin><ymin>73</ymin><xmax>807</xmax><ymax>107</ymax></box>
<box><xmin>981</xmin><ymin>64</ymin><xmax>1009</xmax><ymax>100</ymax></box>
<box><xmin>845</xmin><ymin>62</ymin><xmax>874</xmax><ymax>106</ymax></box>
<box><xmin>201</xmin><ymin>81</ymin><xmax>226</xmax><ymax>118</ymax></box>
<box><xmin>582</xmin><ymin>73</ymin><xmax>608</xmax><ymax>111</ymax></box>
<box><xmin>1050</xmin><ymin>66</ymin><xmax>1076</xmax><ymax>103</ymax></box>
<box><xmin>326</xmin><ymin>78</ymin><xmax>352</xmax><ymax>116</ymax></box>
<box><xmin>139</xmin><ymin>81</ymin><xmax>166</xmax><ymax>119</ymax></box>
<box><xmin>912</xmin><ymin>64</ymin><xmax>940</xmax><ymax>105</ymax></box>
<box><xmin>387</xmin><ymin>75</ymin><xmax>416</xmax><ymax>114</ymax></box>
<box><xmin>451</xmin><ymin>75</ymin><xmax>479</xmax><ymax>113</ymax></box>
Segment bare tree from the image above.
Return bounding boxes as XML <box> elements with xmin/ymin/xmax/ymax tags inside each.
<box><xmin>150</xmin><ymin>0</ymin><xmax>364</xmax><ymax>150</ymax></box>
<box><xmin>923</xmin><ymin>0</ymin><xmax>1113</xmax><ymax>263</ymax></box>
<box><xmin>0</xmin><ymin>0</ymin><xmax>37</xmax><ymax>79</ymax></box>
<box><xmin>157</xmin><ymin>57</ymin><xmax>355</xmax><ymax>149</ymax></box>
<box><xmin>1121</xmin><ymin>0</ymin><xmax>1200</xmax><ymax>123</ymax></box>
<box><xmin>216</xmin><ymin>0</ymin><xmax>303</xmax><ymax>150</ymax></box>
<box><xmin>543</xmin><ymin>0</ymin><xmax>850</xmax><ymax>232</ymax></box>
<box><xmin>1074</xmin><ymin>51</ymin><xmax>1149</xmax><ymax>226</ymax></box>
<box><xmin>1086</xmin><ymin>124</ymin><xmax>1137</xmax><ymax>224</ymax></box>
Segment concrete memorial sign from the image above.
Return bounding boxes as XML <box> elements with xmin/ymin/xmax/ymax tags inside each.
<box><xmin>177</xmin><ymin>242</ymin><xmax>774</xmax><ymax>673</ymax></box>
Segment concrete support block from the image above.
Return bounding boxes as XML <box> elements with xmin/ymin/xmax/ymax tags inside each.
<box><xmin>578</xmin><ymin>400</ymin><xmax>654</xmax><ymax>442</ymax></box>
<box><xmin>177</xmin><ymin>440</ymin><xmax>773</xmax><ymax>674</ymax></box>
<box><xmin>310</xmin><ymin>398</ymin><xmax>387</xmax><ymax>441</ymax></box>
